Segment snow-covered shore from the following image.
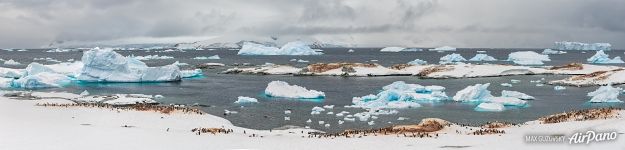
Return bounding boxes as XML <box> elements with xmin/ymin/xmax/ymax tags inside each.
<box><xmin>1</xmin><ymin>94</ymin><xmax>624</xmax><ymax>150</ymax></box>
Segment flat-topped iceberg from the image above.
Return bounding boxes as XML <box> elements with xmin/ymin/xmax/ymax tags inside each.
<box><xmin>474</xmin><ymin>102</ymin><xmax>505</xmax><ymax>112</ymax></box>
<box><xmin>193</xmin><ymin>55</ymin><xmax>220</xmax><ymax>60</ymax></box>
<box><xmin>350</xmin><ymin>81</ymin><xmax>448</xmax><ymax>109</ymax></box>
<box><xmin>264</xmin><ymin>81</ymin><xmax>325</xmax><ymax>99</ymax></box>
<box><xmin>555</xmin><ymin>41</ymin><xmax>611</xmax><ymax>51</ymax></box>
<box><xmin>541</xmin><ymin>49</ymin><xmax>566</xmax><ymax>55</ymax></box>
<box><xmin>77</xmin><ymin>47</ymin><xmax>182</xmax><ymax>82</ymax></box>
<box><xmin>587</xmin><ymin>50</ymin><xmax>624</xmax><ymax>64</ymax></box>
<box><xmin>439</xmin><ymin>53</ymin><xmax>466</xmax><ymax>64</ymax></box>
<box><xmin>11</xmin><ymin>72</ymin><xmax>70</xmax><ymax>88</ymax></box>
<box><xmin>469</xmin><ymin>54</ymin><xmax>497</xmax><ymax>61</ymax></box>
<box><xmin>238</xmin><ymin>41</ymin><xmax>323</xmax><ymax>55</ymax></box>
<box><xmin>501</xmin><ymin>90</ymin><xmax>535</xmax><ymax>100</ymax></box>
<box><xmin>429</xmin><ymin>46</ymin><xmax>456</xmax><ymax>51</ymax></box>
<box><xmin>587</xmin><ymin>85</ymin><xmax>622</xmax><ymax>103</ymax></box>
<box><xmin>380</xmin><ymin>47</ymin><xmax>405</xmax><ymax>52</ymax></box>
<box><xmin>507</xmin><ymin>51</ymin><xmax>550</xmax><ymax>65</ymax></box>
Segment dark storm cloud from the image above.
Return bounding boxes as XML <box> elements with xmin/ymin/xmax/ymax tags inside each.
<box><xmin>0</xmin><ymin>0</ymin><xmax>623</xmax><ymax>48</ymax></box>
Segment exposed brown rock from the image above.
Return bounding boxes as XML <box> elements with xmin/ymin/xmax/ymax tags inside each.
<box><xmin>417</xmin><ymin>65</ymin><xmax>453</xmax><ymax>76</ymax></box>
<box><xmin>550</xmin><ymin>63</ymin><xmax>583</xmax><ymax>70</ymax></box>
<box><xmin>390</xmin><ymin>64</ymin><xmax>414</xmax><ymax>70</ymax></box>
<box><xmin>306</xmin><ymin>63</ymin><xmax>378</xmax><ymax>73</ymax></box>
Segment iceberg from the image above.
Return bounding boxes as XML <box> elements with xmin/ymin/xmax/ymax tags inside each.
<box><xmin>439</xmin><ymin>53</ymin><xmax>466</xmax><ymax>64</ymax></box>
<box><xmin>507</xmin><ymin>51</ymin><xmax>550</xmax><ymax>65</ymax></box>
<box><xmin>3</xmin><ymin>59</ymin><xmax>21</xmax><ymax>65</ymax></box>
<box><xmin>0</xmin><ymin>78</ymin><xmax>13</xmax><ymax>88</ymax></box>
<box><xmin>555</xmin><ymin>41</ymin><xmax>611</xmax><ymax>51</ymax></box>
<box><xmin>130</xmin><ymin>55</ymin><xmax>174</xmax><ymax>60</ymax></box>
<box><xmin>180</xmin><ymin>69</ymin><xmax>203</xmax><ymax>78</ymax></box>
<box><xmin>347</xmin><ymin>49</ymin><xmax>355</xmax><ymax>53</ymax></box>
<box><xmin>380</xmin><ymin>47</ymin><xmax>406</xmax><ymax>52</ymax></box>
<box><xmin>541</xmin><ymin>49</ymin><xmax>566</xmax><ymax>55</ymax></box>
<box><xmin>586</xmin><ymin>50</ymin><xmax>624</xmax><ymax>64</ymax></box>
<box><xmin>554</xmin><ymin>86</ymin><xmax>566</xmax><ymax>91</ymax></box>
<box><xmin>264</xmin><ymin>81</ymin><xmax>325</xmax><ymax>99</ymax></box>
<box><xmin>469</xmin><ymin>54</ymin><xmax>497</xmax><ymax>61</ymax></box>
<box><xmin>474</xmin><ymin>102</ymin><xmax>505</xmax><ymax>112</ymax></box>
<box><xmin>453</xmin><ymin>83</ymin><xmax>493</xmax><ymax>102</ymax></box>
<box><xmin>587</xmin><ymin>85</ymin><xmax>623</xmax><ymax>103</ymax></box>
<box><xmin>23</xmin><ymin>62</ymin><xmax>55</xmax><ymax>76</ymax></box>
<box><xmin>0</xmin><ymin>67</ymin><xmax>23</xmax><ymax>78</ymax></box>
<box><xmin>77</xmin><ymin>47</ymin><xmax>182</xmax><ymax>82</ymax></box>
<box><xmin>237</xmin><ymin>41</ymin><xmax>323</xmax><ymax>55</ymax></box>
<box><xmin>407</xmin><ymin>59</ymin><xmax>428</xmax><ymax>65</ymax></box>
<box><xmin>193</xmin><ymin>55</ymin><xmax>220</xmax><ymax>60</ymax></box>
<box><xmin>234</xmin><ymin>96</ymin><xmax>259</xmax><ymax>104</ymax></box>
<box><xmin>11</xmin><ymin>72</ymin><xmax>71</xmax><ymax>89</ymax></box>
<box><xmin>501</xmin><ymin>90</ymin><xmax>535</xmax><ymax>100</ymax></box>
<box><xmin>350</xmin><ymin>81</ymin><xmax>448</xmax><ymax>109</ymax></box>
<box><xmin>429</xmin><ymin>46</ymin><xmax>456</xmax><ymax>51</ymax></box>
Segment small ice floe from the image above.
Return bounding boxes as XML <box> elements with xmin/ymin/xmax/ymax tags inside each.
<box><xmin>193</xmin><ymin>55</ymin><xmax>221</xmax><ymax>60</ymax></box>
<box><xmin>3</xmin><ymin>59</ymin><xmax>21</xmax><ymax>65</ymax></box>
<box><xmin>326</xmin><ymin>112</ymin><xmax>334</xmax><ymax>115</ymax></box>
<box><xmin>318</xmin><ymin>121</ymin><xmax>325</xmax><ymax>125</ymax></box>
<box><xmin>297</xmin><ymin>59</ymin><xmax>309</xmax><ymax>63</ymax></box>
<box><xmin>501</xmin><ymin>90</ymin><xmax>535</xmax><ymax>100</ymax></box>
<box><xmin>265</xmin><ymin>81</ymin><xmax>325</xmax><ymax>99</ymax></box>
<box><xmin>324</xmin><ymin>124</ymin><xmax>331</xmax><ymax>127</ymax></box>
<box><xmin>541</xmin><ymin>49</ymin><xmax>567</xmax><ymax>55</ymax></box>
<box><xmin>338</xmin><ymin>120</ymin><xmax>345</xmax><ymax>125</ymax></box>
<box><xmin>407</xmin><ymin>59</ymin><xmax>428</xmax><ymax>65</ymax></box>
<box><xmin>238</xmin><ymin>41</ymin><xmax>323</xmax><ymax>55</ymax></box>
<box><xmin>510</xmin><ymin>79</ymin><xmax>521</xmax><ymax>84</ymax></box>
<box><xmin>131</xmin><ymin>55</ymin><xmax>174</xmax><ymax>60</ymax></box>
<box><xmin>367</xmin><ymin>121</ymin><xmax>375</xmax><ymax>126</ymax></box>
<box><xmin>344</xmin><ymin>117</ymin><xmax>356</xmax><ymax>122</ymax></box>
<box><xmin>469</xmin><ymin>54</ymin><xmax>497</xmax><ymax>61</ymax></box>
<box><xmin>474</xmin><ymin>102</ymin><xmax>505</xmax><ymax>112</ymax></box>
<box><xmin>554</xmin><ymin>86</ymin><xmax>566</xmax><ymax>91</ymax></box>
<box><xmin>234</xmin><ymin>96</ymin><xmax>258</xmax><ymax>104</ymax></box>
<box><xmin>154</xmin><ymin>95</ymin><xmax>164</xmax><ymax>99</ymax></box>
<box><xmin>587</xmin><ymin>85</ymin><xmax>623</xmax><ymax>103</ymax></box>
<box><xmin>587</xmin><ymin>50</ymin><xmax>624</xmax><ymax>64</ymax></box>
<box><xmin>284</xmin><ymin>117</ymin><xmax>290</xmax><ymax>121</ymax></box>
<box><xmin>536</xmin><ymin>84</ymin><xmax>545</xmax><ymax>87</ymax></box>
<box><xmin>284</xmin><ymin>110</ymin><xmax>292</xmax><ymax>114</ymax></box>
<box><xmin>500</xmin><ymin>83</ymin><xmax>513</xmax><ymax>87</ymax></box>
<box><xmin>172</xmin><ymin>61</ymin><xmax>189</xmax><ymax>66</ymax></box>
<box><xmin>370</xmin><ymin>60</ymin><xmax>378</xmax><ymax>62</ymax></box>
<box><xmin>323</xmin><ymin>105</ymin><xmax>334</xmax><ymax>109</ymax></box>
<box><xmin>181</xmin><ymin>69</ymin><xmax>203</xmax><ymax>78</ymax></box>
<box><xmin>439</xmin><ymin>53</ymin><xmax>466</xmax><ymax>64</ymax></box>
<box><xmin>347</xmin><ymin>49</ymin><xmax>355</xmax><ymax>53</ymax></box>
<box><xmin>507</xmin><ymin>51</ymin><xmax>551</xmax><ymax>65</ymax></box>
<box><xmin>289</xmin><ymin>59</ymin><xmax>297</xmax><ymax>62</ymax></box>
<box><xmin>397</xmin><ymin>117</ymin><xmax>409</xmax><ymax>121</ymax></box>
<box><xmin>311</xmin><ymin>106</ymin><xmax>325</xmax><ymax>115</ymax></box>
<box><xmin>306</xmin><ymin>119</ymin><xmax>312</xmax><ymax>123</ymax></box>
<box><xmin>225</xmin><ymin>110</ymin><xmax>238</xmax><ymax>114</ymax></box>
<box><xmin>429</xmin><ymin>46</ymin><xmax>456</xmax><ymax>51</ymax></box>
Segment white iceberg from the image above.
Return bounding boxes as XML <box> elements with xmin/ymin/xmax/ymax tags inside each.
<box><xmin>347</xmin><ymin>49</ymin><xmax>355</xmax><ymax>53</ymax></box>
<box><xmin>0</xmin><ymin>78</ymin><xmax>13</xmax><ymax>88</ymax></box>
<box><xmin>507</xmin><ymin>51</ymin><xmax>550</xmax><ymax>65</ymax></box>
<box><xmin>501</xmin><ymin>90</ymin><xmax>535</xmax><ymax>100</ymax></box>
<box><xmin>380</xmin><ymin>47</ymin><xmax>406</xmax><ymax>52</ymax></box>
<box><xmin>237</xmin><ymin>41</ymin><xmax>323</xmax><ymax>55</ymax></box>
<box><xmin>3</xmin><ymin>59</ymin><xmax>21</xmax><ymax>65</ymax></box>
<box><xmin>474</xmin><ymin>102</ymin><xmax>505</xmax><ymax>112</ymax></box>
<box><xmin>554</xmin><ymin>86</ymin><xmax>566</xmax><ymax>91</ymax></box>
<box><xmin>407</xmin><ymin>59</ymin><xmax>427</xmax><ymax>65</ymax></box>
<box><xmin>23</xmin><ymin>62</ymin><xmax>54</xmax><ymax>76</ymax></box>
<box><xmin>0</xmin><ymin>67</ymin><xmax>22</xmax><ymax>78</ymax></box>
<box><xmin>234</xmin><ymin>96</ymin><xmax>259</xmax><ymax>104</ymax></box>
<box><xmin>555</xmin><ymin>41</ymin><xmax>611</xmax><ymax>51</ymax></box>
<box><xmin>586</xmin><ymin>50</ymin><xmax>624</xmax><ymax>64</ymax></box>
<box><xmin>193</xmin><ymin>55</ymin><xmax>220</xmax><ymax>60</ymax></box>
<box><xmin>469</xmin><ymin>54</ymin><xmax>497</xmax><ymax>61</ymax></box>
<box><xmin>77</xmin><ymin>47</ymin><xmax>182</xmax><ymax>82</ymax></box>
<box><xmin>264</xmin><ymin>81</ymin><xmax>325</xmax><ymax>99</ymax></box>
<box><xmin>350</xmin><ymin>81</ymin><xmax>448</xmax><ymax>109</ymax></box>
<box><xmin>453</xmin><ymin>83</ymin><xmax>493</xmax><ymax>102</ymax></box>
<box><xmin>541</xmin><ymin>49</ymin><xmax>566</xmax><ymax>55</ymax></box>
<box><xmin>439</xmin><ymin>53</ymin><xmax>466</xmax><ymax>64</ymax></box>
<box><xmin>429</xmin><ymin>46</ymin><xmax>456</xmax><ymax>51</ymax></box>
<box><xmin>587</xmin><ymin>85</ymin><xmax>623</xmax><ymax>103</ymax></box>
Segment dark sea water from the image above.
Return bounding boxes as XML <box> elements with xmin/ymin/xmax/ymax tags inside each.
<box><xmin>1</xmin><ymin>48</ymin><xmax>624</xmax><ymax>132</ymax></box>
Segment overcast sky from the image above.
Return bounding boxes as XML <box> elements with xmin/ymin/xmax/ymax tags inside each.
<box><xmin>0</xmin><ymin>0</ymin><xmax>624</xmax><ymax>48</ymax></box>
